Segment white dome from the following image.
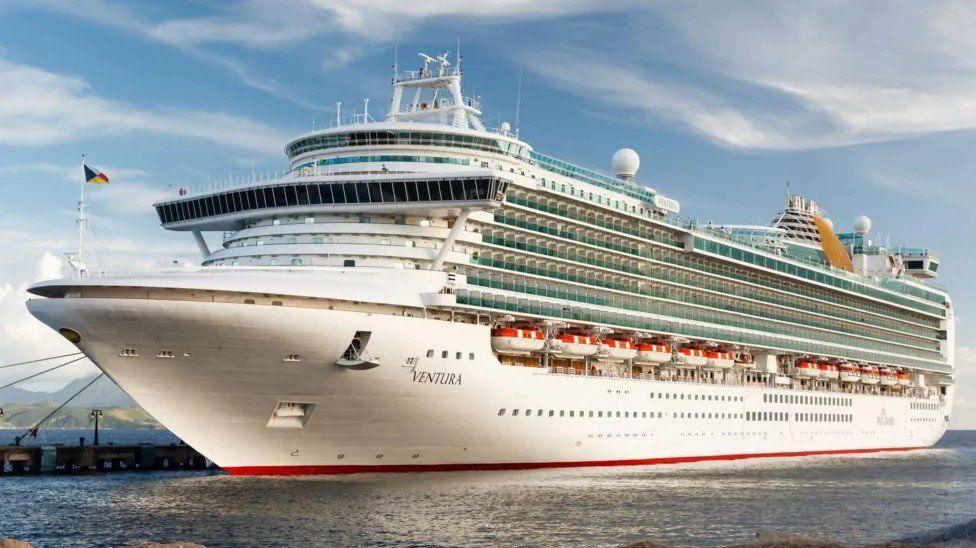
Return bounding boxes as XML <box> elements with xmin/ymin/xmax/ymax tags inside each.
<box><xmin>500</xmin><ymin>121</ymin><xmax>511</xmax><ymax>132</ymax></box>
<box><xmin>853</xmin><ymin>215</ymin><xmax>872</xmax><ymax>235</ymax></box>
<box><xmin>611</xmin><ymin>148</ymin><xmax>640</xmax><ymax>179</ymax></box>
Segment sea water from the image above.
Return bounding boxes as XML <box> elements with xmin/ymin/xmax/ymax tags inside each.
<box><xmin>0</xmin><ymin>430</ymin><xmax>973</xmax><ymax>547</ymax></box>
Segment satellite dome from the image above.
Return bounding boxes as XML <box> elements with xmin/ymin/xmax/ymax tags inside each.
<box><xmin>822</xmin><ymin>217</ymin><xmax>834</xmax><ymax>231</ymax></box>
<box><xmin>611</xmin><ymin>148</ymin><xmax>640</xmax><ymax>180</ymax></box>
<box><xmin>853</xmin><ymin>215</ymin><xmax>872</xmax><ymax>235</ymax></box>
<box><xmin>500</xmin><ymin>121</ymin><xmax>511</xmax><ymax>132</ymax></box>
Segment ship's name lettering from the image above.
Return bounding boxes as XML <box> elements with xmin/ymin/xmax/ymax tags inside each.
<box><xmin>412</xmin><ymin>371</ymin><xmax>462</xmax><ymax>386</ymax></box>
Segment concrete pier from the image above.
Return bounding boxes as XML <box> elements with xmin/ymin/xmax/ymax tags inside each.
<box><xmin>0</xmin><ymin>443</ymin><xmax>214</xmax><ymax>474</ymax></box>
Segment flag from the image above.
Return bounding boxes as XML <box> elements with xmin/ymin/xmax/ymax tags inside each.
<box><xmin>84</xmin><ymin>164</ymin><xmax>109</xmax><ymax>184</ymax></box>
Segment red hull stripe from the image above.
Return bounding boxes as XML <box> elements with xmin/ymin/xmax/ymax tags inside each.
<box><xmin>223</xmin><ymin>446</ymin><xmax>928</xmax><ymax>476</ymax></box>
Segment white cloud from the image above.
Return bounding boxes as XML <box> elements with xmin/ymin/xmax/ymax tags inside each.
<box><xmin>0</xmin><ymin>253</ymin><xmax>99</xmax><ymax>390</ymax></box>
<box><xmin>0</xmin><ymin>55</ymin><xmax>288</xmax><ymax>154</ymax></box>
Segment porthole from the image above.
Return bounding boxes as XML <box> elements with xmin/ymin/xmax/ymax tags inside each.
<box><xmin>58</xmin><ymin>328</ymin><xmax>81</xmax><ymax>343</ymax></box>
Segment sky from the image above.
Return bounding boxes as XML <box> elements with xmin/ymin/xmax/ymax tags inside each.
<box><xmin>0</xmin><ymin>1</ymin><xmax>973</xmax><ymax>427</ymax></box>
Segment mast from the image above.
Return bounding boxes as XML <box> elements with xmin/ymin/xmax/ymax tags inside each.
<box><xmin>76</xmin><ymin>154</ymin><xmax>87</xmax><ymax>276</ymax></box>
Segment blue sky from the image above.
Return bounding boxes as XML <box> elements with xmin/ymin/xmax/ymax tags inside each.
<box><xmin>0</xmin><ymin>1</ymin><xmax>973</xmax><ymax>426</ymax></box>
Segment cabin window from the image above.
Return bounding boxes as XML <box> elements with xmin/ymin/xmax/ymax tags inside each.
<box><xmin>469</xmin><ymin>353</ymin><xmax>475</xmax><ymax>360</ymax></box>
<box><xmin>498</xmin><ymin>409</ymin><xmax>505</xmax><ymax>416</ymax></box>
<box><xmin>512</xmin><ymin>409</ymin><xmax>519</xmax><ymax>416</ymax></box>
<box><xmin>441</xmin><ymin>351</ymin><xmax>448</xmax><ymax>358</ymax></box>
<box><xmin>304</xmin><ymin>216</ymin><xmax>314</xmax><ymax>224</ymax></box>
<box><xmin>426</xmin><ymin>349</ymin><xmax>434</xmax><ymax>358</ymax></box>
<box><xmin>343</xmin><ymin>259</ymin><xmax>356</xmax><ymax>267</ymax></box>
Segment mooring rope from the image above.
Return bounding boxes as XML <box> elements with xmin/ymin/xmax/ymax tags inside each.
<box><xmin>0</xmin><ymin>355</ymin><xmax>88</xmax><ymax>391</ymax></box>
<box><xmin>23</xmin><ymin>373</ymin><xmax>106</xmax><ymax>439</ymax></box>
<box><xmin>0</xmin><ymin>352</ymin><xmax>83</xmax><ymax>369</ymax></box>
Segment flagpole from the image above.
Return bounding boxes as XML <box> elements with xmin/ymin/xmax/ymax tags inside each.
<box><xmin>78</xmin><ymin>154</ymin><xmax>86</xmax><ymax>274</ymax></box>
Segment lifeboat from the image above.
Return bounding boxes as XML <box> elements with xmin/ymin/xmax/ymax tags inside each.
<box><xmin>860</xmin><ymin>365</ymin><xmax>880</xmax><ymax>385</ymax></box>
<box><xmin>795</xmin><ymin>360</ymin><xmax>821</xmax><ymax>379</ymax></box>
<box><xmin>636</xmin><ymin>343</ymin><xmax>672</xmax><ymax>364</ymax></box>
<box><xmin>897</xmin><ymin>369</ymin><xmax>911</xmax><ymax>387</ymax></box>
<box><xmin>490</xmin><ymin>328</ymin><xmax>545</xmax><ymax>353</ymax></box>
<box><xmin>879</xmin><ymin>367</ymin><xmax>898</xmax><ymax>386</ymax></box>
<box><xmin>550</xmin><ymin>334</ymin><xmax>600</xmax><ymax>357</ymax></box>
<box><xmin>819</xmin><ymin>362</ymin><xmax>840</xmax><ymax>380</ymax></box>
<box><xmin>676</xmin><ymin>346</ymin><xmax>708</xmax><ymax>367</ymax></box>
<box><xmin>733</xmin><ymin>352</ymin><xmax>755</xmax><ymax>368</ymax></box>
<box><xmin>705</xmin><ymin>350</ymin><xmax>735</xmax><ymax>369</ymax></box>
<box><xmin>600</xmin><ymin>339</ymin><xmax>638</xmax><ymax>360</ymax></box>
<box><xmin>838</xmin><ymin>362</ymin><xmax>861</xmax><ymax>383</ymax></box>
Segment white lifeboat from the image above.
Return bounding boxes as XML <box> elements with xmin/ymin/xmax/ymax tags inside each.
<box><xmin>676</xmin><ymin>346</ymin><xmax>708</xmax><ymax>367</ymax></box>
<box><xmin>490</xmin><ymin>328</ymin><xmax>545</xmax><ymax>353</ymax></box>
<box><xmin>795</xmin><ymin>360</ymin><xmax>821</xmax><ymax>379</ymax></box>
<box><xmin>879</xmin><ymin>367</ymin><xmax>898</xmax><ymax>386</ymax></box>
<box><xmin>600</xmin><ymin>339</ymin><xmax>637</xmax><ymax>360</ymax></box>
<box><xmin>636</xmin><ymin>343</ymin><xmax>672</xmax><ymax>364</ymax></box>
<box><xmin>897</xmin><ymin>369</ymin><xmax>911</xmax><ymax>387</ymax></box>
<box><xmin>819</xmin><ymin>362</ymin><xmax>840</xmax><ymax>380</ymax></box>
<box><xmin>705</xmin><ymin>350</ymin><xmax>734</xmax><ymax>369</ymax></box>
<box><xmin>551</xmin><ymin>334</ymin><xmax>600</xmax><ymax>357</ymax></box>
<box><xmin>860</xmin><ymin>365</ymin><xmax>880</xmax><ymax>385</ymax></box>
<box><xmin>838</xmin><ymin>363</ymin><xmax>861</xmax><ymax>383</ymax></box>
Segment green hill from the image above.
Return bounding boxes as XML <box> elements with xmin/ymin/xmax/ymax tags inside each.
<box><xmin>0</xmin><ymin>404</ymin><xmax>162</xmax><ymax>429</ymax></box>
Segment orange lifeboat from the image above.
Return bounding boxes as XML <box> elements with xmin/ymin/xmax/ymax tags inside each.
<box><xmin>636</xmin><ymin>343</ymin><xmax>672</xmax><ymax>364</ymax></box>
<box><xmin>838</xmin><ymin>362</ymin><xmax>860</xmax><ymax>383</ymax></box>
<box><xmin>705</xmin><ymin>350</ymin><xmax>734</xmax><ymax>369</ymax></box>
<box><xmin>897</xmin><ymin>369</ymin><xmax>911</xmax><ymax>387</ymax></box>
<box><xmin>819</xmin><ymin>362</ymin><xmax>840</xmax><ymax>380</ymax></box>
<box><xmin>551</xmin><ymin>333</ymin><xmax>600</xmax><ymax>357</ymax></box>
<box><xmin>795</xmin><ymin>360</ymin><xmax>821</xmax><ymax>379</ymax></box>
<box><xmin>879</xmin><ymin>366</ymin><xmax>898</xmax><ymax>386</ymax></box>
<box><xmin>676</xmin><ymin>346</ymin><xmax>708</xmax><ymax>367</ymax></box>
<box><xmin>490</xmin><ymin>328</ymin><xmax>545</xmax><ymax>353</ymax></box>
<box><xmin>733</xmin><ymin>352</ymin><xmax>755</xmax><ymax>368</ymax></box>
<box><xmin>860</xmin><ymin>365</ymin><xmax>880</xmax><ymax>385</ymax></box>
<box><xmin>600</xmin><ymin>339</ymin><xmax>637</xmax><ymax>360</ymax></box>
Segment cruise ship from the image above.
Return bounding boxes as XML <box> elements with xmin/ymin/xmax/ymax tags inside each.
<box><xmin>26</xmin><ymin>52</ymin><xmax>953</xmax><ymax>475</ymax></box>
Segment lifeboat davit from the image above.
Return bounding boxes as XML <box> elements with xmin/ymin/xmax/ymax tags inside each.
<box><xmin>636</xmin><ymin>343</ymin><xmax>672</xmax><ymax>364</ymax></box>
<box><xmin>490</xmin><ymin>328</ymin><xmax>545</xmax><ymax>353</ymax></box>
<box><xmin>819</xmin><ymin>362</ymin><xmax>840</xmax><ymax>380</ymax></box>
<box><xmin>838</xmin><ymin>363</ymin><xmax>861</xmax><ymax>383</ymax></box>
<box><xmin>860</xmin><ymin>365</ymin><xmax>880</xmax><ymax>385</ymax></box>
<box><xmin>795</xmin><ymin>360</ymin><xmax>821</xmax><ymax>379</ymax></box>
<box><xmin>600</xmin><ymin>339</ymin><xmax>637</xmax><ymax>360</ymax></box>
<box><xmin>551</xmin><ymin>334</ymin><xmax>599</xmax><ymax>357</ymax></box>
<box><xmin>676</xmin><ymin>346</ymin><xmax>708</xmax><ymax>367</ymax></box>
<box><xmin>897</xmin><ymin>369</ymin><xmax>911</xmax><ymax>387</ymax></box>
<box><xmin>879</xmin><ymin>367</ymin><xmax>898</xmax><ymax>386</ymax></box>
<box><xmin>705</xmin><ymin>350</ymin><xmax>734</xmax><ymax>369</ymax></box>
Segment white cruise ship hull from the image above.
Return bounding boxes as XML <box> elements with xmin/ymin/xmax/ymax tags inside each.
<box><xmin>26</xmin><ymin>285</ymin><xmax>951</xmax><ymax>476</ymax></box>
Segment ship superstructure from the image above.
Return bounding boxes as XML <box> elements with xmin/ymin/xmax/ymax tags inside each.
<box><xmin>26</xmin><ymin>52</ymin><xmax>953</xmax><ymax>474</ymax></box>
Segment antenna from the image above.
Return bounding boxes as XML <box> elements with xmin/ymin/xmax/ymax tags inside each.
<box><xmin>393</xmin><ymin>43</ymin><xmax>398</xmax><ymax>80</ymax></box>
<box><xmin>514</xmin><ymin>64</ymin><xmax>523</xmax><ymax>138</ymax></box>
<box><xmin>364</xmin><ymin>97</ymin><xmax>369</xmax><ymax>122</ymax></box>
<box><xmin>336</xmin><ymin>101</ymin><xmax>341</xmax><ymax>126</ymax></box>
<box><xmin>785</xmin><ymin>180</ymin><xmax>791</xmax><ymax>197</ymax></box>
<box><xmin>456</xmin><ymin>36</ymin><xmax>461</xmax><ymax>70</ymax></box>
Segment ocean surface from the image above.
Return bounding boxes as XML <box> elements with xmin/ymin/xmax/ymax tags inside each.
<box><xmin>1</xmin><ymin>430</ymin><xmax>974</xmax><ymax>547</ymax></box>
